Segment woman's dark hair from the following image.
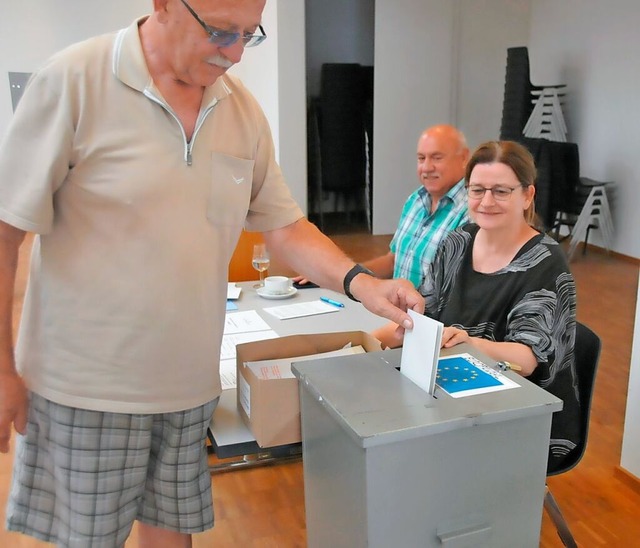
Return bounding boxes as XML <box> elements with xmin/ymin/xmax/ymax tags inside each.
<box><xmin>465</xmin><ymin>140</ymin><xmax>538</xmax><ymax>225</ymax></box>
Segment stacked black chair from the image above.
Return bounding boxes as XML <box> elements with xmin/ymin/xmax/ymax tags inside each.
<box><xmin>500</xmin><ymin>47</ymin><xmax>566</xmax><ymax>141</ymax></box>
<box><xmin>557</xmin><ymin>177</ymin><xmax>614</xmax><ymax>258</ymax></box>
<box><xmin>502</xmin><ymin>47</ymin><xmax>580</xmax><ymax>236</ymax></box>
<box><xmin>306</xmin><ymin>97</ymin><xmax>323</xmax><ymax>227</ymax></box>
<box><xmin>547</xmin><ymin>141</ymin><xmax>580</xmax><ymax>219</ymax></box>
<box><xmin>500</xmin><ymin>47</ymin><xmax>536</xmax><ymax>140</ymax></box>
<box><xmin>362</xmin><ymin>65</ymin><xmax>374</xmax><ymax>228</ymax></box>
<box><xmin>315</xmin><ymin>63</ymin><xmax>369</xmax><ymax>231</ymax></box>
<box><xmin>529</xmin><ymin>139</ymin><xmax>610</xmax><ymax>256</ymax></box>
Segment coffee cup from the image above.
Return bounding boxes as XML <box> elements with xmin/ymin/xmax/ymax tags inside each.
<box><xmin>263</xmin><ymin>276</ymin><xmax>293</xmax><ymax>295</ymax></box>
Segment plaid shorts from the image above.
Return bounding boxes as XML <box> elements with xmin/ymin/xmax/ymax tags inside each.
<box><xmin>6</xmin><ymin>392</ymin><xmax>218</xmax><ymax>547</ymax></box>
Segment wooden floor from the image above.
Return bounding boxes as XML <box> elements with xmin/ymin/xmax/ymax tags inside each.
<box><xmin>1</xmin><ymin>233</ymin><xmax>639</xmax><ymax>547</ymax></box>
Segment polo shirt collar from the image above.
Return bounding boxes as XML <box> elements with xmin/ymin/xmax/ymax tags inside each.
<box><xmin>418</xmin><ymin>177</ymin><xmax>466</xmax><ymax>210</ymax></box>
<box><xmin>112</xmin><ymin>16</ymin><xmax>231</xmax><ymax>108</ymax></box>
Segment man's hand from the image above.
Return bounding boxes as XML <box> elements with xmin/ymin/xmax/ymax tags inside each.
<box><xmin>349</xmin><ymin>275</ymin><xmax>424</xmax><ymax>329</ymax></box>
<box><xmin>264</xmin><ymin>221</ymin><xmax>418</xmax><ymax>316</ymax></box>
<box><xmin>0</xmin><ymin>372</ymin><xmax>28</xmax><ymax>453</ymax></box>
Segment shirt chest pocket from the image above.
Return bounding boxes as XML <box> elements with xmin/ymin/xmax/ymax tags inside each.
<box><xmin>207</xmin><ymin>152</ymin><xmax>254</xmax><ymax>227</ymax></box>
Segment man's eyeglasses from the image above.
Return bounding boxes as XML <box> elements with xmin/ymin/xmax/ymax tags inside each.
<box><xmin>179</xmin><ymin>0</ymin><xmax>267</xmax><ymax>48</ymax></box>
<box><xmin>466</xmin><ymin>185</ymin><xmax>521</xmax><ymax>201</ymax></box>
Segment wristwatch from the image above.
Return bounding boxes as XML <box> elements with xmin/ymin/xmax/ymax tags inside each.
<box><xmin>343</xmin><ymin>264</ymin><xmax>374</xmax><ymax>302</ymax></box>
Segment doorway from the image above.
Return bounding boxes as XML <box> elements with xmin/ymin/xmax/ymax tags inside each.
<box><xmin>305</xmin><ymin>0</ymin><xmax>375</xmax><ymax>235</ymax></box>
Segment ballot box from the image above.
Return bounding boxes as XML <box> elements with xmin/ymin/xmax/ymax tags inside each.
<box><xmin>292</xmin><ymin>347</ymin><xmax>562</xmax><ymax>548</ymax></box>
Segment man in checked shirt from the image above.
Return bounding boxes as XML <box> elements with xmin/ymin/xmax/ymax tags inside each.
<box><xmin>365</xmin><ymin>124</ymin><xmax>470</xmax><ymax>288</ymax></box>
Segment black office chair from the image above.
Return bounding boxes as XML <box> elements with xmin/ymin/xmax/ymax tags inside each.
<box><xmin>544</xmin><ymin>322</ymin><xmax>601</xmax><ymax>547</ymax></box>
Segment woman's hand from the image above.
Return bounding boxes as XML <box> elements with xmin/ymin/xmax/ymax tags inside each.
<box><xmin>441</xmin><ymin>326</ymin><xmax>471</xmax><ymax>348</ymax></box>
<box><xmin>440</xmin><ymin>328</ymin><xmax>538</xmax><ymax>376</ymax></box>
<box><xmin>371</xmin><ymin>322</ymin><xmax>405</xmax><ymax>349</ymax></box>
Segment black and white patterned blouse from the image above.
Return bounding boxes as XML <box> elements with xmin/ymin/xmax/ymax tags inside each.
<box><xmin>420</xmin><ymin>223</ymin><xmax>580</xmax><ymax>472</ymax></box>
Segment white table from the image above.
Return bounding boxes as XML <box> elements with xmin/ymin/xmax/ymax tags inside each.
<box><xmin>208</xmin><ymin>281</ymin><xmax>387</xmax><ymax>472</ymax></box>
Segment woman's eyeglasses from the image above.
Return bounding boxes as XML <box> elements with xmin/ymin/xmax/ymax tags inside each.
<box><xmin>466</xmin><ymin>185</ymin><xmax>520</xmax><ymax>201</ymax></box>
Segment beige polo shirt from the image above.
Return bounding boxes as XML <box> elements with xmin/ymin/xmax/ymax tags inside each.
<box><xmin>0</xmin><ymin>18</ymin><xmax>303</xmax><ymax>413</ymax></box>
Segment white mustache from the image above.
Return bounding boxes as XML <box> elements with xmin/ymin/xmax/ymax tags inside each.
<box><xmin>207</xmin><ymin>54</ymin><xmax>233</xmax><ymax>69</ymax></box>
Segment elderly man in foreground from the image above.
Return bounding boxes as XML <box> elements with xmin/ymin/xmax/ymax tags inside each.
<box><xmin>0</xmin><ymin>1</ymin><xmax>423</xmax><ymax>546</ymax></box>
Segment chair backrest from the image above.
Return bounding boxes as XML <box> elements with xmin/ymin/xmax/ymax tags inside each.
<box><xmin>517</xmin><ymin>136</ymin><xmax>553</xmax><ymax>230</ymax></box>
<box><xmin>516</xmin><ymin>138</ymin><xmax>581</xmax><ymax>232</ymax></box>
<box><xmin>228</xmin><ymin>230</ymin><xmax>265</xmax><ymax>282</ymax></box>
<box><xmin>548</xmin><ymin>321</ymin><xmax>601</xmax><ymax>476</ymax></box>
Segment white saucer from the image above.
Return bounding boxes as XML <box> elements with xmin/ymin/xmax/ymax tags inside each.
<box><xmin>256</xmin><ymin>287</ymin><xmax>298</xmax><ymax>300</ymax></box>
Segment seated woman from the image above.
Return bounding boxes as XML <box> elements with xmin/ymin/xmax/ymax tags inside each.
<box><xmin>374</xmin><ymin>140</ymin><xmax>580</xmax><ymax>472</ymax></box>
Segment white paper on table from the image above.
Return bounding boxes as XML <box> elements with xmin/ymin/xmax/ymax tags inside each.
<box><xmin>227</xmin><ymin>283</ymin><xmax>242</xmax><ymax>300</ymax></box>
<box><xmin>400</xmin><ymin>309</ymin><xmax>443</xmax><ymax>395</ymax></box>
<box><xmin>219</xmin><ymin>330</ymin><xmax>279</xmax><ymax>361</ymax></box>
<box><xmin>220</xmin><ymin>359</ymin><xmax>237</xmax><ymax>390</ymax></box>
<box><xmin>262</xmin><ymin>299</ymin><xmax>340</xmax><ymax>320</ymax></box>
<box><xmin>223</xmin><ymin>310</ymin><xmax>271</xmax><ymax>334</ymax></box>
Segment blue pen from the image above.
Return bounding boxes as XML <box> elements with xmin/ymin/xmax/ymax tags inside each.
<box><xmin>320</xmin><ymin>296</ymin><xmax>345</xmax><ymax>308</ymax></box>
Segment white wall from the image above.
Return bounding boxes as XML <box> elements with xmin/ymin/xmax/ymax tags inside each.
<box><xmin>372</xmin><ymin>0</ymin><xmax>532</xmax><ymax>234</ymax></box>
<box><xmin>2</xmin><ymin>1</ymin><xmax>637</xmax><ymax>254</ymax></box>
<box><xmin>0</xmin><ymin>0</ymin><xmax>149</xmax><ymax>140</ymax></box>
<box><xmin>323</xmin><ymin>0</ymin><xmax>640</xmax><ymax>255</ymax></box>
<box><xmin>230</xmin><ymin>2</ymin><xmax>281</xmax><ymax>159</ymax></box>
<box><xmin>235</xmin><ymin>0</ymin><xmax>306</xmax><ymax>212</ymax></box>
<box><xmin>276</xmin><ymin>2</ymin><xmax>307</xmax><ymax>212</ymax></box>
<box><xmin>372</xmin><ymin>0</ymin><xmax>456</xmax><ymax>234</ymax></box>
<box><xmin>528</xmin><ymin>0</ymin><xmax>640</xmax><ymax>258</ymax></box>
<box><xmin>214</xmin><ymin>2</ymin><xmax>306</xmax><ymax>213</ymax></box>
<box><xmin>527</xmin><ymin>2</ymin><xmax>640</xmax><ymax>475</ymax></box>
<box><xmin>305</xmin><ymin>0</ymin><xmax>374</xmax><ymax>98</ymax></box>
<box><xmin>622</xmin><ymin>277</ymin><xmax>640</xmax><ymax>478</ymax></box>
<box><xmin>0</xmin><ymin>1</ymin><xmax>307</xmax><ymax>214</ymax></box>
<box><xmin>456</xmin><ymin>0</ymin><xmax>531</xmax><ymax>149</ymax></box>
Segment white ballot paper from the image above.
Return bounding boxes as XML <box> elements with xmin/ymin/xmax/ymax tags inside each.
<box><xmin>223</xmin><ymin>310</ymin><xmax>271</xmax><ymax>334</ymax></box>
<box><xmin>219</xmin><ymin>330</ymin><xmax>279</xmax><ymax>361</ymax></box>
<box><xmin>219</xmin><ymin>330</ymin><xmax>280</xmax><ymax>389</ymax></box>
<box><xmin>227</xmin><ymin>283</ymin><xmax>242</xmax><ymax>300</ymax></box>
<box><xmin>219</xmin><ymin>309</ymin><xmax>277</xmax><ymax>389</ymax></box>
<box><xmin>400</xmin><ymin>309</ymin><xmax>443</xmax><ymax>395</ymax></box>
<box><xmin>220</xmin><ymin>359</ymin><xmax>238</xmax><ymax>390</ymax></box>
<box><xmin>262</xmin><ymin>300</ymin><xmax>340</xmax><ymax>320</ymax></box>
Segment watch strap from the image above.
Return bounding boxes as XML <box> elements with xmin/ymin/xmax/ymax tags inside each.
<box><xmin>343</xmin><ymin>264</ymin><xmax>374</xmax><ymax>302</ymax></box>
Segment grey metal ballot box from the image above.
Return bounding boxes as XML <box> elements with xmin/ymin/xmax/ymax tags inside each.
<box><xmin>292</xmin><ymin>347</ymin><xmax>562</xmax><ymax>548</ymax></box>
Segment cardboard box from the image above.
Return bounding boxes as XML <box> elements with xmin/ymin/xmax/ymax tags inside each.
<box><xmin>236</xmin><ymin>331</ymin><xmax>381</xmax><ymax>448</ymax></box>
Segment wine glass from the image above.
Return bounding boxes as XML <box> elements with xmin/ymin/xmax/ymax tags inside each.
<box><xmin>252</xmin><ymin>243</ymin><xmax>270</xmax><ymax>288</ymax></box>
